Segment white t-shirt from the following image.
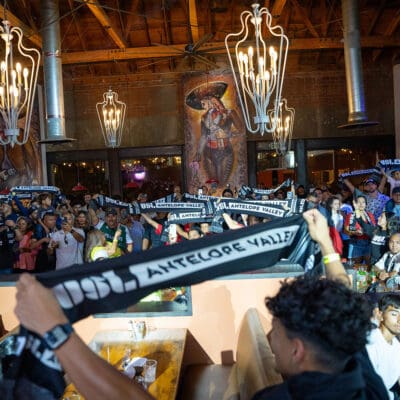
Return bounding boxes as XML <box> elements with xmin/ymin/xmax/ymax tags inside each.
<box><xmin>375</xmin><ymin>252</ymin><xmax>400</xmax><ymax>273</ymax></box>
<box><xmin>366</xmin><ymin>327</ymin><xmax>400</xmax><ymax>399</ymax></box>
<box><xmin>51</xmin><ymin>228</ymin><xmax>85</xmax><ymax>270</ymax></box>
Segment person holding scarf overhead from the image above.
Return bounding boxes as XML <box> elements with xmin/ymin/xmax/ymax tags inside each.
<box><xmin>344</xmin><ymin>195</ymin><xmax>376</xmax><ymax>265</ymax></box>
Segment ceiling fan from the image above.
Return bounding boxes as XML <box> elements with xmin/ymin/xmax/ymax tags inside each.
<box><xmin>151</xmin><ymin>33</ymin><xmax>221</xmax><ymax>71</ymax></box>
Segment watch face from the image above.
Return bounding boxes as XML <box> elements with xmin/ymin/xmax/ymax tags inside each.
<box><xmin>44</xmin><ymin>324</ymin><xmax>73</xmax><ymax>349</ymax></box>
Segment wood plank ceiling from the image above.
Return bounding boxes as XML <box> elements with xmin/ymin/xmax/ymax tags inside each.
<box><xmin>2</xmin><ymin>0</ymin><xmax>400</xmax><ymax>81</ymax></box>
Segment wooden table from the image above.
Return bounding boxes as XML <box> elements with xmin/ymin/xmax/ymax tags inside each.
<box><xmin>63</xmin><ymin>328</ymin><xmax>187</xmax><ymax>400</ymax></box>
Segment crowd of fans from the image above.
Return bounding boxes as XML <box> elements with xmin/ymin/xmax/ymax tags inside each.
<box><xmin>1</xmin><ymin>166</ymin><xmax>400</xmax><ymax>295</ymax></box>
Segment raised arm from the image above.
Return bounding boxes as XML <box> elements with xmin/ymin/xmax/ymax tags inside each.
<box><xmin>378</xmin><ymin>168</ymin><xmax>387</xmax><ymax>193</ymax></box>
<box><xmin>140</xmin><ymin>213</ymin><xmax>161</xmax><ymax>230</ymax></box>
<box><xmin>222</xmin><ymin>212</ymin><xmax>244</xmax><ymax>230</ymax></box>
<box><xmin>176</xmin><ymin>223</ymin><xmax>189</xmax><ymax>240</ymax></box>
<box><xmin>14</xmin><ymin>274</ymin><xmax>154</xmax><ymax>400</ymax></box>
<box><xmin>303</xmin><ymin>209</ymin><xmax>350</xmax><ymax>287</ymax></box>
<box><xmin>343</xmin><ymin>178</ymin><xmax>355</xmax><ymax>194</ymax></box>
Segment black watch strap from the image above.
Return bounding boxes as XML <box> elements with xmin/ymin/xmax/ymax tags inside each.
<box><xmin>43</xmin><ymin>323</ymin><xmax>74</xmax><ymax>350</ymax></box>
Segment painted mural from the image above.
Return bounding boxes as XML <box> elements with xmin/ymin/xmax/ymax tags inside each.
<box><xmin>184</xmin><ymin>72</ymin><xmax>248</xmax><ymax>195</ymax></box>
<box><xmin>0</xmin><ymin>104</ymin><xmax>42</xmax><ymax>193</ymax></box>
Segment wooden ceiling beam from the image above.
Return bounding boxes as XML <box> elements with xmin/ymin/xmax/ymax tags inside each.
<box><xmin>366</xmin><ymin>0</ymin><xmax>387</xmax><ymax>35</ymax></box>
<box><xmin>189</xmin><ymin>0</ymin><xmax>200</xmax><ymax>44</ymax></box>
<box><xmin>271</xmin><ymin>0</ymin><xmax>288</xmax><ymax>20</ymax></box>
<box><xmin>372</xmin><ymin>7</ymin><xmax>400</xmax><ymax>61</ymax></box>
<box><xmin>0</xmin><ymin>5</ymin><xmax>42</xmax><ymax>48</ymax></box>
<box><xmin>321</xmin><ymin>0</ymin><xmax>337</xmax><ymax>38</ymax></box>
<box><xmin>15</xmin><ymin>0</ymin><xmax>40</xmax><ymax>34</ymax></box>
<box><xmin>61</xmin><ymin>36</ymin><xmax>400</xmax><ymax>65</ymax></box>
<box><xmin>384</xmin><ymin>8</ymin><xmax>400</xmax><ymax>36</ymax></box>
<box><xmin>67</xmin><ymin>0</ymin><xmax>94</xmax><ymax>75</ymax></box>
<box><xmin>290</xmin><ymin>0</ymin><xmax>319</xmax><ymax>38</ymax></box>
<box><xmin>124</xmin><ymin>0</ymin><xmax>140</xmax><ymax>41</ymax></box>
<box><xmin>320</xmin><ymin>0</ymin><xmax>327</xmax><ymax>37</ymax></box>
<box><xmin>84</xmin><ymin>0</ymin><xmax>127</xmax><ymax>49</ymax></box>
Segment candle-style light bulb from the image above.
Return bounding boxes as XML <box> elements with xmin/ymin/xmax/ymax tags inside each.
<box><xmin>248</xmin><ymin>46</ymin><xmax>254</xmax><ymax>71</ymax></box>
<box><xmin>0</xmin><ymin>62</ymin><xmax>5</xmax><ymax>84</ymax></box>
<box><xmin>23</xmin><ymin>68</ymin><xmax>29</xmax><ymax>89</ymax></box>
<box><xmin>16</xmin><ymin>63</ymin><xmax>22</xmax><ymax>86</ymax></box>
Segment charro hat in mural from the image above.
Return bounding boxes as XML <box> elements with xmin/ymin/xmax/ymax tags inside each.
<box><xmin>185</xmin><ymin>81</ymin><xmax>228</xmax><ymax>110</ymax></box>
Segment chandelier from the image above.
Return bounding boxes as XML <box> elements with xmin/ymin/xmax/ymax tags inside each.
<box><xmin>225</xmin><ymin>3</ymin><xmax>289</xmax><ymax>135</ymax></box>
<box><xmin>96</xmin><ymin>88</ymin><xmax>126</xmax><ymax>148</ymax></box>
<box><xmin>0</xmin><ymin>20</ymin><xmax>40</xmax><ymax>147</ymax></box>
<box><xmin>267</xmin><ymin>98</ymin><xmax>295</xmax><ymax>156</ymax></box>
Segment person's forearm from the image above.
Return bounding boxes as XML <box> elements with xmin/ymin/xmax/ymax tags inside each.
<box><xmin>378</xmin><ymin>175</ymin><xmax>387</xmax><ymax>193</ymax></box>
<box><xmin>88</xmin><ymin>208</ymin><xmax>99</xmax><ymax>226</ymax></box>
<box><xmin>316</xmin><ymin>234</ymin><xmax>350</xmax><ymax>286</ymax></box>
<box><xmin>108</xmin><ymin>240</ymin><xmax>119</xmax><ymax>255</ymax></box>
<box><xmin>222</xmin><ymin>213</ymin><xmax>242</xmax><ymax>230</ymax></box>
<box><xmin>176</xmin><ymin>224</ymin><xmax>189</xmax><ymax>240</ymax></box>
<box><xmin>70</xmin><ymin>229</ymin><xmax>84</xmax><ymax>242</ymax></box>
<box><xmin>55</xmin><ymin>333</ymin><xmax>154</xmax><ymax>400</ymax></box>
<box><xmin>141</xmin><ymin>214</ymin><xmax>159</xmax><ymax>230</ymax></box>
<box><xmin>343</xmin><ymin>178</ymin><xmax>355</xmax><ymax>192</ymax></box>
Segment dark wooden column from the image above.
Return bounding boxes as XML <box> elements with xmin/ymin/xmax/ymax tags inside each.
<box><xmin>247</xmin><ymin>141</ymin><xmax>257</xmax><ymax>187</ymax></box>
<box><xmin>107</xmin><ymin>148</ymin><xmax>122</xmax><ymax>196</ymax></box>
<box><xmin>295</xmin><ymin>139</ymin><xmax>307</xmax><ymax>187</ymax></box>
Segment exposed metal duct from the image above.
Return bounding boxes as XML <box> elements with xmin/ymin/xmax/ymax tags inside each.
<box><xmin>40</xmin><ymin>0</ymin><xmax>74</xmax><ymax>143</ymax></box>
<box><xmin>338</xmin><ymin>0</ymin><xmax>378</xmax><ymax>129</ymax></box>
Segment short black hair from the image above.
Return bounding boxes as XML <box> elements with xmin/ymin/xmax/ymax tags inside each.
<box><xmin>222</xmin><ymin>188</ymin><xmax>233</xmax><ymax>197</ymax></box>
<box><xmin>392</xmin><ymin>187</ymin><xmax>400</xmax><ymax>194</ymax></box>
<box><xmin>266</xmin><ymin>276</ymin><xmax>372</xmax><ymax>372</ymax></box>
<box><xmin>189</xmin><ymin>224</ymin><xmax>203</xmax><ymax>236</ymax></box>
<box><xmin>379</xmin><ymin>293</ymin><xmax>400</xmax><ymax>312</ymax></box>
<box><xmin>355</xmin><ymin>194</ymin><xmax>367</xmax><ymax>202</ymax></box>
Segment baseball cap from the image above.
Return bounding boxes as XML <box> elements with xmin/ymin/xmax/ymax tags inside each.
<box><xmin>364</xmin><ymin>178</ymin><xmax>378</xmax><ymax>185</ymax></box>
<box><xmin>105</xmin><ymin>207</ymin><xmax>118</xmax><ymax>215</ymax></box>
<box><xmin>392</xmin><ymin>187</ymin><xmax>400</xmax><ymax>194</ymax></box>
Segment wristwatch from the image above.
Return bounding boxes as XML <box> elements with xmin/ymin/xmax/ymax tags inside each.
<box><xmin>43</xmin><ymin>323</ymin><xmax>74</xmax><ymax>350</ymax></box>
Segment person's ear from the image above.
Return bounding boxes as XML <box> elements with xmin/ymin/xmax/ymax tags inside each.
<box><xmin>291</xmin><ymin>337</ymin><xmax>306</xmax><ymax>364</ymax></box>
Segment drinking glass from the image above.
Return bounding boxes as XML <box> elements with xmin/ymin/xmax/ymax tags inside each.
<box><xmin>143</xmin><ymin>359</ymin><xmax>157</xmax><ymax>384</ymax></box>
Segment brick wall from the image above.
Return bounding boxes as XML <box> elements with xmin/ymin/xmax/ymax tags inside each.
<box><xmin>49</xmin><ymin>64</ymin><xmax>394</xmax><ymax>152</ymax></box>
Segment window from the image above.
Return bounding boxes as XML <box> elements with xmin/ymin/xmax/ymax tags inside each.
<box><xmin>121</xmin><ymin>156</ymin><xmax>182</xmax><ymax>201</ymax></box>
<box><xmin>307</xmin><ymin>146</ymin><xmax>391</xmax><ymax>189</ymax></box>
<box><xmin>50</xmin><ymin>160</ymin><xmax>109</xmax><ymax>195</ymax></box>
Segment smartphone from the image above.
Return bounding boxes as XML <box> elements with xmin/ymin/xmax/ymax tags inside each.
<box><xmin>198</xmin><ymin>188</ymin><xmax>203</xmax><ymax>195</ymax></box>
<box><xmin>169</xmin><ymin>224</ymin><xmax>177</xmax><ymax>237</ymax></box>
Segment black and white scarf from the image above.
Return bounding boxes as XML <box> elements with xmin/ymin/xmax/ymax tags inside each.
<box><xmin>238</xmin><ymin>179</ymin><xmax>292</xmax><ymax>198</ymax></box>
<box><xmin>377</xmin><ymin>159</ymin><xmax>400</xmax><ymax>174</ymax></box>
<box><xmin>339</xmin><ymin>168</ymin><xmax>380</xmax><ymax>181</ymax></box>
<box><xmin>11</xmin><ymin>186</ymin><xmax>61</xmax><ymax>194</ymax></box>
<box><xmin>0</xmin><ymin>214</ymin><xmax>320</xmax><ymax>399</ymax></box>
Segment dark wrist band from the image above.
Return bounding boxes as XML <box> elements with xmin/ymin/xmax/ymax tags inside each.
<box><xmin>43</xmin><ymin>323</ymin><xmax>74</xmax><ymax>350</ymax></box>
